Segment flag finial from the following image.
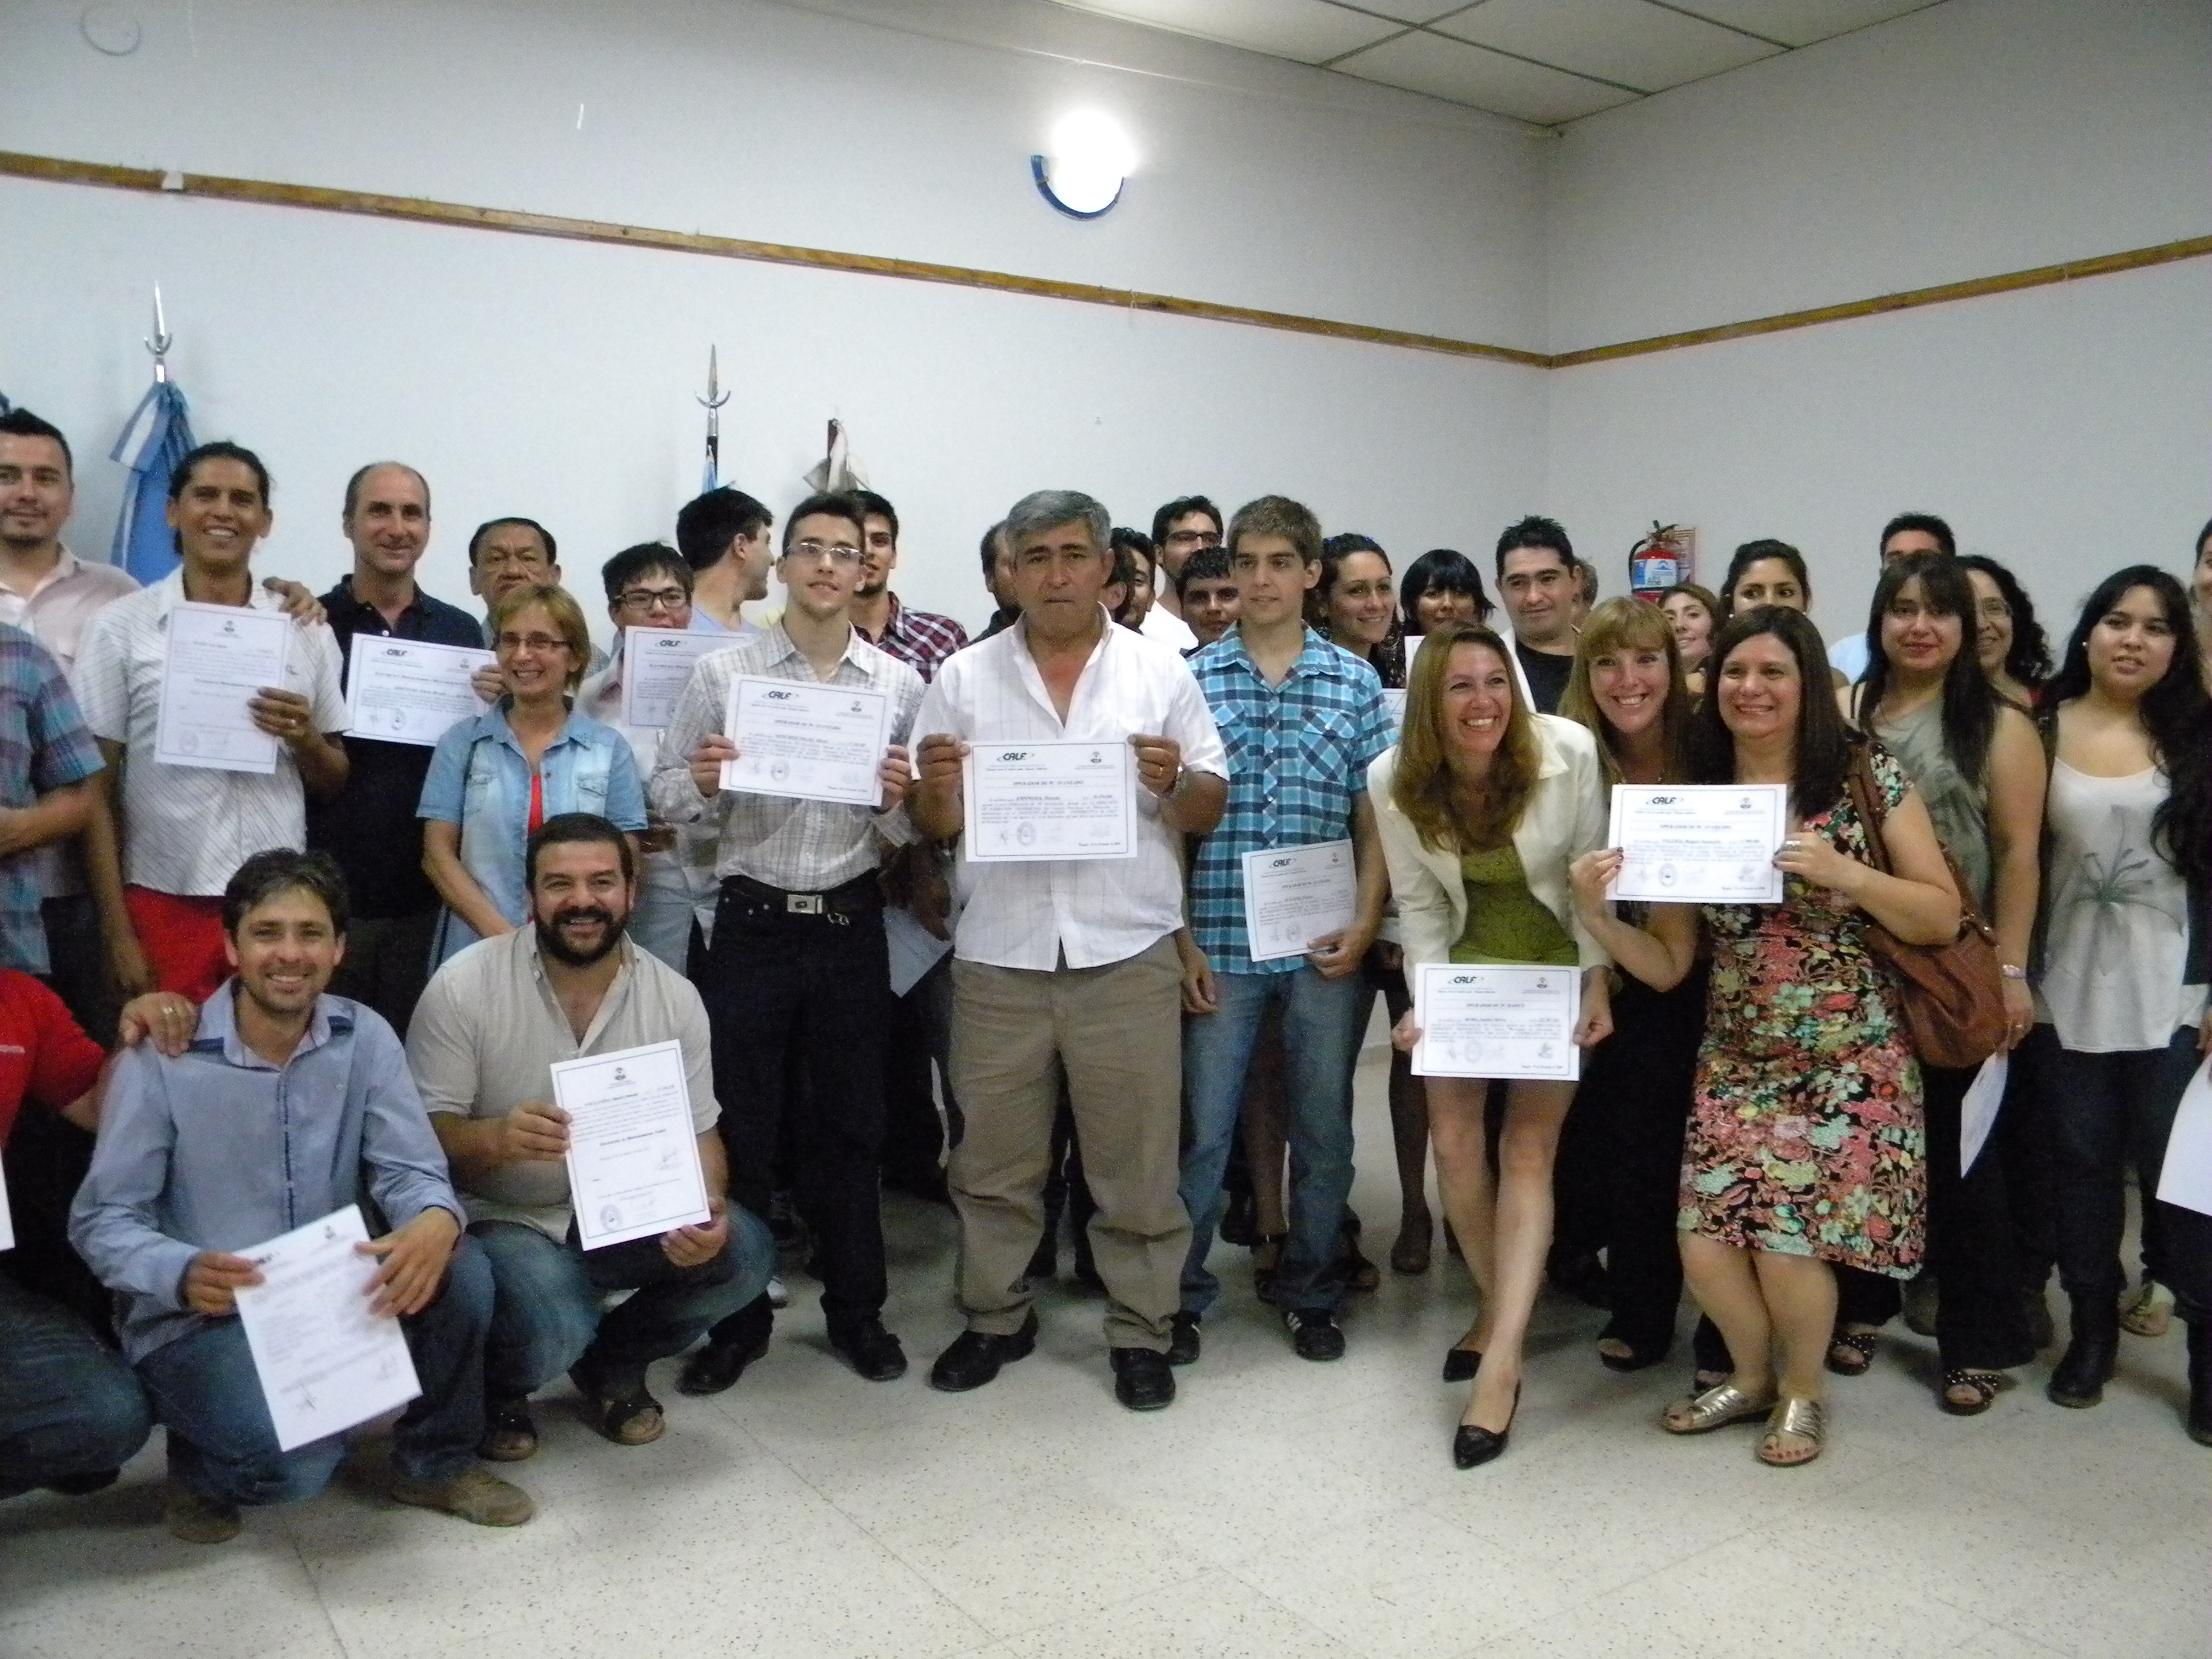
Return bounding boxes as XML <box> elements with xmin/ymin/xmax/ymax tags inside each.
<box><xmin>145</xmin><ymin>284</ymin><xmax>173</xmax><ymax>384</ymax></box>
<box><xmin>696</xmin><ymin>344</ymin><xmax>728</xmax><ymax>494</ymax></box>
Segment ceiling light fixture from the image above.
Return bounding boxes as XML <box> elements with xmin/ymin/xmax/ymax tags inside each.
<box><xmin>1032</xmin><ymin>110</ymin><xmax>1133</xmax><ymax>220</ymax></box>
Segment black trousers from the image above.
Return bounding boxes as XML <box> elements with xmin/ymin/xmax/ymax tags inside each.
<box><xmin>2160</xmin><ymin>1202</ymin><xmax>2212</xmax><ymax>1328</ymax></box>
<box><xmin>1576</xmin><ymin>964</ymin><xmax>1708</xmax><ymax>1355</ymax></box>
<box><xmin>1835</xmin><ymin>1059</ymin><xmax>2035</xmax><ymax>1370</ymax></box>
<box><xmin>881</xmin><ymin>953</ymin><xmax>958</xmax><ymax>1184</ymax></box>
<box><xmin>700</xmin><ymin>879</ymin><xmax>891</xmax><ymax>1334</ymax></box>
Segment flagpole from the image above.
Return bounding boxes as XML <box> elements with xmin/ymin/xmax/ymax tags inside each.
<box><xmin>145</xmin><ymin>284</ymin><xmax>172</xmax><ymax>384</ymax></box>
<box><xmin>695</xmin><ymin>344</ymin><xmax>727</xmax><ymax>494</ymax></box>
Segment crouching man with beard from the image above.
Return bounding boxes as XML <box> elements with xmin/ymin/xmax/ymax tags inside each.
<box><xmin>405</xmin><ymin>813</ymin><xmax>774</xmax><ymax>1459</ymax></box>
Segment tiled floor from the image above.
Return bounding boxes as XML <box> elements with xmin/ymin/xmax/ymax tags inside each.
<box><xmin>6</xmin><ymin>1053</ymin><xmax>2207</xmax><ymax>1659</ymax></box>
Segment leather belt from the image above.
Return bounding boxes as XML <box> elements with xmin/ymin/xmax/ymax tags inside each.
<box><xmin>723</xmin><ymin>870</ymin><xmax>882</xmax><ymax>917</ymax></box>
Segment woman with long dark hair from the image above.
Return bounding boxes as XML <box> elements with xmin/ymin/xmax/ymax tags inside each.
<box><xmin>1570</xmin><ymin>606</ymin><xmax>1959</xmax><ymax>1466</ymax></box>
<box><xmin>1828</xmin><ymin>554</ymin><xmax>2046</xmax><ymax>1412</ymax></box>
<box><xmin>1956</xmin><ymin>554</ymin><xmax>2053</xmax><ymax>708</ymax></box>
<box><xmin>1398</xmin><ymin>549</ymin><xmax>1493</xmax><ymax>637</ymax></box>
<box><xmin>2026</xmin><ymin>566</ymin><xmax>2212</xmax><ymax>1416</ymax></box>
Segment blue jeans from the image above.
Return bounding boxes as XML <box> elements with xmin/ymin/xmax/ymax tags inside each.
<box><xmin>1179</xmin><ymin>965</ymin><xmax>1366</xmax><ymax>1315</ymax></box>
<box><xmin>0</xmin><ymin>1273</ymin><xmax>152</xmax><ymax>1499</ymax></box>
<box><xmin>473</xmin><ymin>1205</ymin><xmax>773</xmax><ymax>1397</ymax></box>
<box><xmin>137</xmin><ymin>1234</ymin><xmax>495</xmax><ymax>1505</ymax></box>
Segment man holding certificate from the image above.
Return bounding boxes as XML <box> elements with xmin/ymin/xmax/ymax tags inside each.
<box><xmin>70</xmin><ymin>850</ymin><xmax>531</xmax><ymax>1544</ymax></box>
<box><xmin>910</xmin><ymin>489</ymin><xmax>1227</xmax><ymax>1412</ymax></box>
<box><xmin>651</xmin><ymin>494</ymin><xmax>923</xmax><ymax>1392</ymax></box>
<box><xmin>75</xmin><ymin>444</ymin><xmax>349</xmax><ymax>1005</ymax></box>
<box><xmin>1175</xmin><ymin>497</ymin><xmax>1394</xmax><ymax>1366</ymax></box>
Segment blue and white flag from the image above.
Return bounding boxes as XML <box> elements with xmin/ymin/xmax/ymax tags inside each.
<box><xmin>109</xmin><ymin>380</ymin><xmax>196</xmax><ymax>585</ymax></box>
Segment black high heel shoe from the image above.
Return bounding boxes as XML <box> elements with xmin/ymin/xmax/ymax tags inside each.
<box><xmin>1453</xmin><ymin>1383</ymin><xmax>1521</xmax><ymax>1469</ymax></box>
<box><xmin>1442</xmin><ymin>1345</ymin><xmax>1483</xmax><ymax>1383</ymax></box>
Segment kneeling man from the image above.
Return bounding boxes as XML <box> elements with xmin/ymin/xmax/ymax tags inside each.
<box><xmin>71</xmin><ymin>850</ymin><xmax>529</xmax><ymax>1542</ymax></box>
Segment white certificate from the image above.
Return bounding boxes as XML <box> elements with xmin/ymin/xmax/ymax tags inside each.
<box><xmin>554</xmin><ymin>1039</ymin><xmax>711</xmax><ymax>1250</ymax></box>
<box><xmin>2156</xmin><ymin>1056</ymin><xmax>2212</xmax><ymax>1218</ymax></box>
<box><xmin>1380</xmin><ymin>689</ymin><xmax>1407</xmax><ymax>732</ymax></box>
<box><xmin>964</xmin><ymin>738</ymin><xmax>1138</xmax><ymax>862</ymax></box>
<box><xmin>0</xmin><ymin>1148</ymin><xmax>13</xmax><ymax>1252</ymax></box>
<box><xmin>1959</xmin><ymin>1051</ymin><xmax>2008</xmax><ymax>1176</ymax></box>
<box><xmin>1242</xmin><ymin>840</ymin><xmax>1358</xmax><ymax>962</ymax></box>
<box><xmin>621</xmin><ymin>628</ymin><xmax>723</xmax><ymax>731</ymax></box>
<box><xmin>155</xmin><ymin>602</ymin><xmax>292</xmax><ymax>774</ymax></box>
<box><xmin>232</xmin><ymin>1204</ymin><xmax>422</xmax><ymax>1452</ymax></box>
<box><xmin>885</xmin><ymin>903</ymin><xmax>952</xmax><ymax>998</ymax></box>
<box><xmin>344</xmin><ymin>637</ymin><xmax>496</xmax><ymax>746</ymax></box>
<box><xmin>1413</xmin><ymin>962</ymin><xmax>1581</xmax><ymax>1082</ymax></box>
<box><xmin>722</xmin><ymin>676</ymin><xmax>892</xmax><ymax>808</ymax></box>
<box><xmin>1607</xmin><ymin>784</ymin><xmax>1789</xmax><ymax>905</ymax></box>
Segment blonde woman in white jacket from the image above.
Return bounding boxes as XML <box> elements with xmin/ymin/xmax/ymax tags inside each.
<box><xmin>1373</xmin><ymin>622</ymin><xmax>1614</xmax><ymax>1468</ymax></box>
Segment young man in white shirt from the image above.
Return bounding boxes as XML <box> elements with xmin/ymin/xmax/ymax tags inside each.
<box><xmin>911</xmin><ymin>489</ymin><xmax>1227</xmax><ymax>1412</ymax></box>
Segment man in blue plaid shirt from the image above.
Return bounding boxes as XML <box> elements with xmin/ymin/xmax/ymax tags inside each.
<box><xmin>0</xmin><ymin>622</ymin><xmax>103</xmax><ymax>978</ymax></box>
<box><xmin>1175</xmin><ymin>496</ymin><xmax>1393</xmax><ymax>1365</ymax></box>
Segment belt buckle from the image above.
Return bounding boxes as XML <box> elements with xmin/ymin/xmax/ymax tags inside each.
<box><xmin>787</xmin><ymin>893</ymin><xmax>825</xmax><ymax>915</ymax></box>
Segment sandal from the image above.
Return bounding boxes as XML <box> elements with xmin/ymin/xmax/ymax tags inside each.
<box><xmin>575</xmin><ymin>1376</ymin><xmax>665</xmax><ymax>1446</ymax></box>
<box><xmin>477</xmin><ymin>1396</ymin><xmax>538</xmax><ymax>1462</ymax></box>
<box><xmin>1825</xmin><ymin>1328</ymin><xmax>1879</xmax><ymax>1376</ymax></box>
<box><xmin>1596</xmin><ymin>1335</ymin><xmax>1668</xmax><ymax>1373</ymax></box>
<box><xmin>1661</xmin><ymin>1380</ymin><xmax>1775</xmax><ymax>1435</ymax></box>
<box><xmin>1757</xmin><ymin>1396</ymin><xmax>1825</xmax><ymax>1466</ymax></box>
<box><xmin>1939</xmin><ymin>1369</ymin><xmax>2009</xmax><ymax>1416</ymax></box>
<box><xmin>2121</xmin><ymin>1279</ymin><xmax>2175</xmax><ymax>1338</ymax></box>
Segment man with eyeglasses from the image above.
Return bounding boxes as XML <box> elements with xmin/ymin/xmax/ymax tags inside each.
<box><xmin>1147</xmin><ymin>495</ymin><xmax>1223</xmax><ymax>632</ymax></box>
<box><xmin>309</xmin><ymin>464</ymin><xmax>488</xmax><ymax>1035</ymax></box>
<box><xmin>651</xmin><ymin>493</ymin><xmax>925</xmax><ymax>1392</ymax></box>
<box><xmin>467</xmin><ymin>516</ymin><xmax>606</xmax><ymax>672</ymax></box>
<box><xmin>577</xmin><ymin>545</ymin><xmax>718</xmax><ymax>971</ymax></box>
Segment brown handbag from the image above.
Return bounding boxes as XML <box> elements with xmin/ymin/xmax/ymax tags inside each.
<box><xmin>1844</xmin><ymin>749</ymin><xmax>2009</xmax><ymax>1070</ymax></box>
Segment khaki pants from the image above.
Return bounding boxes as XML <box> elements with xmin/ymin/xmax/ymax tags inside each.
<box><xmin>948</xmin><ymin>936</ymin><xmax>1188</xmax><ymax>1352</ymax></box>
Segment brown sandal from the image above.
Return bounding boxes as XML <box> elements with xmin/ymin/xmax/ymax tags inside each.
<box><xmin>1939</xmin><ymin>1369</ymin><xmax>2008</xmax><ymax>1416</ymax></box>
<box><xmin>1825</xmin><ymin>1329</ymin><xmax>1879</xmax><ymax>1376</ymax></box>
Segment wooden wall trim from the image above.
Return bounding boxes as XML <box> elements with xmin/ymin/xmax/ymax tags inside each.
<box><xmin>5</xmin><ymin>149</ymin><xmax>2207</xmax><ymax>372</ymax></box>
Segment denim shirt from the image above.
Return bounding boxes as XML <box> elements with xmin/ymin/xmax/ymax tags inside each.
<box><xmin>417</xmin><ymin>699</ymin><xmax>648</xmax><ymax>965</ymax></box>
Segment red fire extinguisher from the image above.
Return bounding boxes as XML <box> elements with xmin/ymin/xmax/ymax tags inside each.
<box><xmin>1629</xmin><ymin>523</ymin><xmax>1694</xmax><ymax>602</ymax></box>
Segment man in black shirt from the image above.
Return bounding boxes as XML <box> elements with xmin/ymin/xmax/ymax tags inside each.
<box><xmin>307</xmin><ymin>463</ymin><xmax>487</xmax><ymax>1034</ymax></box>
<box><xmin>1494</xmin><ymin>516</ymin><xmax>1581</xmax><ymax>714</ymax></box>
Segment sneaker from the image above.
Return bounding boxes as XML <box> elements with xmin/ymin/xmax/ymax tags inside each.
<box><xmin>2122</xmin><ymin>1279</ymin><xmax>2176</xmax><ymax>1338</ymax></box>
<box><xmin>766</xmin><ymin>1275</ymin><xmax>792</xmax><ymax>1310</ymax></box>
<box><xmin>164</xmin><ymin>1478</ymin><xmax>241</xmax><ymax>1544</ymax></box>
<box><xmin>1167</xmin><ymin>1310</ymin><xmax>1202</xmax><ymax>1366</ymax></box>
<box><xmin>1284</xmin><ymin>1308</ymin><xmax>1346</xmax><ymax>1362</ymax></box>
<box><xmin>392</xmin><ymin>1465</ymin><xmax>535</xmax><ymax>1527</ymax></box>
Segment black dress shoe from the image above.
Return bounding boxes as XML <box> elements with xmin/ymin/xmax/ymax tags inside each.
<box><xmin>929</xmin><ymin>1310</ymin><xmax>1039</xmax><ymax>1393</ymax></box>
<box><xmin>1167</xmin><ymin>1310</ymin><xmax>1202</xmax><ymax>1366</ymax></box>
<box><xmin>828</xmin><ymin>1317</ymin><xmax>909</xmax><ymax>1382</ymax></box>
<box><xmin>2048</xmin><ymin>1295</ymin><xmax>2120</xmax><ymax>1409</ymax></box>
<box><xmin>677</xmin><ymin>1329</ymin><xmax>771</xmax><ymax>1396</ymax></box>
<box><xmin>1285</xmin><ymin>1308</ymin><xmax>1346</xmax><ymax>1362</ymax></box>
<box><xmin>1110</xmin><ymin>1346</ymin><xmax>1176</xmax><ymax>1411</ymax></box>
<box><xmin>2185</xmin><ymin>1319</ymin><xmax>2211</xmax><ymax>1446</ymax></box>
<box><xmin>1443</xmin><ymin>1345</ymin><xmax>1484</xmax><ymax>1383</ymax></box>
<box><xmin>1453</xmin><ymin>1384</ymin><xmax>1521</xmax><ymax>1469</ymax></box>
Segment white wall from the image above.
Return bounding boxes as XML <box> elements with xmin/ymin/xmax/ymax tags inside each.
<box><xmin>0</xmin><ymin>0</ymin><xmax>1549</xmax><ymax>638</ymax></box>
<box><xmin>1542</xmin><ymin>0</ymin><xmax>2212</xmax><ymax>644</ymax></box>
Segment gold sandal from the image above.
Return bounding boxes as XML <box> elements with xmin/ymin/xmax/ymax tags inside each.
<box><xmin>1757</xmin><ymin>1397</ymin><xmax>1825</xmax><ymax>1467</ymax></box>
<box><xmin>1661</xmin><ymin>1381</ymin><xmax>1776</xmax><ymax>1435</ymax></box>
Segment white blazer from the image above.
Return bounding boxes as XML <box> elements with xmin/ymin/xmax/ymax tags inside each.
<box><xmin>1369</xmin><ymin>712</ymin><xmax>1611</xmax><ymax>973</ymax></box>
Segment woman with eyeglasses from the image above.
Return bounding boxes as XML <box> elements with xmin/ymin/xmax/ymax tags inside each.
<box><xmin>1955</xmin><ymin>555</ymin><xmax>2052</xmax><ymax>709</ymax></box>
<box><xmin>420</xmin><ymin>583</ymin><xmax>647</xmax><ymax>964</ymax></box>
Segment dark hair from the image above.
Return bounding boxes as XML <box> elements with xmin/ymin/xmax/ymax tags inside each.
<box><xmin>1493</xmin><ymin>515</ymin><xmax>1573</xmax><ymax>578</ymax></box>
<box><xmin>468</xmin><ymin>516</ymin><xmax>557</xmax><ymax>566</ymax></box>
<box><xmin>780</xmin><ymin>492</ymin><xmax>868</xmax><ymax>554</ymax></box>
<box><xmin>222</xmin><ymin>848</ymin><xmax>350</xmax><ymax>939</ymax></box>
<box><xmin>2197</xmin><ymin>517</ymin><xmax>2212</xmax><ymax>560</ymax></box>
<box><xmin>1312</xmin><ymin>532</ymin><xmax>1405</xmax><ymax>687</ymax></box>
<box><xmin>1399</xmin><ymin>548</ymin><xmax>1492</xmax><ymax>628</ymax></box>
<box><xmin>1858</xmin><ymin>553</ymin><xmax>1998</xmax><ymax>785</ymax></box>
<box><xmin>0</xmin><ymin>407</ymin><xmax>72</xmax><ymax>473</ymax></box>
<box><xmin>978</xmin><ymin>520</ymin><xmax>1008</xmax><ymax>580</ymax></box>
<box><xmin>1880</xmin><ymin>512</ymin><xmax>1956</xmax><ymax>560</ymax></box>
<box><xmin>1955</xmin><ymin>554</ymin><xmax>2052</xmax><ymax>689</ymax></box>
<box><xmin>1225</xmin><ymin>495</ymin><xmax>1323</xmax><ymax>566</ymax></box>
<box><xmin>1103</xmin><ymin>538</ymin><xmax>1139</xmax><ymax>624</ymax></box>
<box><xmin>525</xmin><ymin>811</ymin><xmax>638</xmax><ymax>890</ymax></box>
<box><xmin>341</xmin><ymin>461</ymin><xmax>429</xmax><ymax>520</ymax></box>
<box><xmin>1719</xmin><ymin>539</ymin><xmax>1812</xmax><ymax>616</ymax></box>
<box><xmin>850</xmin><ymin>489</ymin><xmax>899</xmax><ymax>543</ymax></box>
<box><xmin>169</xmin><ymin>441</ymin><xmax>270</xmax><ymax>506</ymax></box>
<box><xmin>1175</xmin><ymin>546</ymin><xmax>1235</xmax><ymax>597</ymax></box>
<box><xmin>675</xmin><ymin>488</ymin><xmax>773</xmax><ymax>572</ymax></box>
<box><xmin>1692</xmin><ymin>606</ymin><xmax>1854</xmax><ymax>822</ymax></box>
<box><xmin>1110</xmin><ymin>526</ymin><xmax>1157</xmax><ymax>577</ymax></box>
<box><xmin>600</xmin><ymin>542</ymin><xmax>692</xmax><ymax>603</ymax></box>
<box><xmin>2045</xmin><ymin>566</ymin><xmax>2212</xmax><ymax>885</ymax></box>
<box><xmin>1150</xmin><ymin>495</ymin><xmax>1222</xmax><ymax>548</ymax></box>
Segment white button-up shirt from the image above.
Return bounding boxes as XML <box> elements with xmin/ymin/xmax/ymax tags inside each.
<box><xmin>73</xmin><ymin>569</ymin><xmax>347</xmax><ymax>896</ymax></box>
<box><xmin>915</xmin><ymin>611</ymin><xmax>1226</xmax><ymax>972</ymax></box>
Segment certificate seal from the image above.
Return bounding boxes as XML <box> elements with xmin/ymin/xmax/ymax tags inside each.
<box><xmin>769</xmin><ymin>759</ymin><xmax>789</xmax><ymax>783</ymax></box>
<box><xmin>599</xmin><ymin>1204</ymin><xmax>622</xmax><ymax>1233</ymax></box>
<box><xmin>1657</xmin><ymin>862</ymin><xmax>1677</xmax><ymax>888</ymax></box>
<box><xmin>1016</xmin><ymin>822</ymin><xmax>1037</xmax><ymax>847</ymax></box>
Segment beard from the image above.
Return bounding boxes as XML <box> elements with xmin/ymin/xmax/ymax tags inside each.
<box><xmin>535</xmin><ymin>903</ymin><xmax>627</xmax><ymax>968</ymax></box>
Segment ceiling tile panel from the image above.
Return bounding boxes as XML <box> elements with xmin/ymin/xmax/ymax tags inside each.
<box><xmin>1432</xmin><ymin>0</ymin><xmax>1781</xmax><ymax>91</ymax></box>
<box><xmin>1659</xmin><ymin>0</ymin><xmax>1941</xmax><ymax>51</ymax></box>
<box><xmin>1329</xmin><ymin>1</ymin><xmax>1473</xmax><ymax>22</ymax></box>
<box><xmin>1333</xmin><ymin>30</ymin><xmax>1638</xmax><ymax>122</ymax></box>
<box><xmin>1051</xmin><ymin>0</ymin><xmax>1403</xmax><ymax>64</ymax></box>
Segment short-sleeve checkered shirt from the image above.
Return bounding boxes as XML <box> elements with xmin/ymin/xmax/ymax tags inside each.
<box><xmin>0</xmin><ymin>624</ymin><xmax>102</xmax><ymax>973</ymax></box>
<box><xmin>1187</xmin><ymin>628</ymin><xmax>1393</xmax><ymax>975</ymax></box>
<box><xmin>857</xmin><ymin>594</ymin><xmax>968</xmax><ymax>684</ymax></box>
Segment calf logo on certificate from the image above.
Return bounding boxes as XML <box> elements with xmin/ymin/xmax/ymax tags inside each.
<box><xmin>1607</xmin><ymin>784</ymin><xmax>1788</xmax><ymax>905</ymax></box>
<box><xmin>964</xmin><ymin>738</ymin><xmax>1138</xmax><ymax>862</ymax></box>
<box><xmin>1413</xmin><ymin>964</ymin><xmax>1581</xmax><ymax>1081</ymax></box>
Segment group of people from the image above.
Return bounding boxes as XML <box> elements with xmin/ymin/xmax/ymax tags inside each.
<box><xmin>0</xmin><ymin>395</ymin><xmax>2205</xmax><ymax>1549</ymax></box>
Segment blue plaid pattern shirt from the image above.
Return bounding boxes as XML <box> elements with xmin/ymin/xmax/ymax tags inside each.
<box><xmin>1188</xmin><ymin>628</ymin><xmax>1392</xmax><ymax>974</ymax></box>
<box><xmin>0</xmin><ymin>623</ymin><xmax>103</xmax><ymax>974</ymax></box>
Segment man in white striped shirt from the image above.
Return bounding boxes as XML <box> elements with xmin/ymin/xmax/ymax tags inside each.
<box><xmin>911</xmin><ymin>489</ymin><xmax>1227</xmax><ymax>1412</ymax></box>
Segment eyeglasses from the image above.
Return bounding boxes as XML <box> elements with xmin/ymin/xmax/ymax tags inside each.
<box><xmin>617</xmin><ymin>586</ymin><xmax>689</xmax><ymax>612</ymax></box>
<box><xmin>786</xmin><ymin>540</ymin><xmax>862</xmax><ymax>566</ymax></box>
<box><xmin>478</xmin><ymin>549</ymin><xmax>549</xmax><ymax>570</ymax></box>
<box><xmin>1164</xmin><ymin>529</ymin><xmax>1220</xmax><ymax>549</ymax></box>
<box><xmin>495</xmin><ymin>632</ymin><xmax>571</xmax><ymax>654</ymax></box>
<box><xmin>1976</xmin><ymin>598</ymin><xmax>2012</xmax><ymax>621</ymax></box>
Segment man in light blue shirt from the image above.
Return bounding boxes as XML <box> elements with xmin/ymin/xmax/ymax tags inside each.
<box><xmin>71</xmin><ymin>850</ymin><xmax>531</xmax><ymax>1543</ymax></box>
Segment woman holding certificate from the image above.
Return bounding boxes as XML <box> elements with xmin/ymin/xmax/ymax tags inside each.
<box><xmin>1569</xmin><ymin>606</ymin><xmax>1960</xmax><ymax>1467</ymax></box>
<box><xmin>419</xmin><ymin>586</ymin><xmax>647</xmax><ymax>964</ymax></box>
<box><xmin>1371</xmin><ymin>621</ymin><xmax>1614</xmax><ymax>1469</ymax></box>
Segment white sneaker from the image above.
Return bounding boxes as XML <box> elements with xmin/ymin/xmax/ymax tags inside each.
<box><xmin>2121</xmin><ymin>1279</ymin><xmax>2175</xmax><ymax>1338</ymax></box>
<box><xmin>766</xmin><ymin>1276</ymin><xmax>791</xmax><ymax>1310</ymax></box>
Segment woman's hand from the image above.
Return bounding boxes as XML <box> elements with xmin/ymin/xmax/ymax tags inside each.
<box><xmin>1390</xmin><ymin>1007</ymin><xmax>1421</xmax><ymax>1053</ymax></box>
<box><xmin>2000</xmin><ymin>975</ymin><xmax>2034</xmax><ymax>1051</ymax></box>
<box><xmin>1574</xmin><ymin>967</ymin><xmax>1613</xmax><ymax>1049</ymax></box>
<box><xmin>1772</xmin><ymin>827</ymin><xmax>1864</xmax><ymax>901</ymax></box>
<box><xmin>1569</xmin><ymin>849</ymin><xmax>1623</xmax><ymax>919</ymax></box>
